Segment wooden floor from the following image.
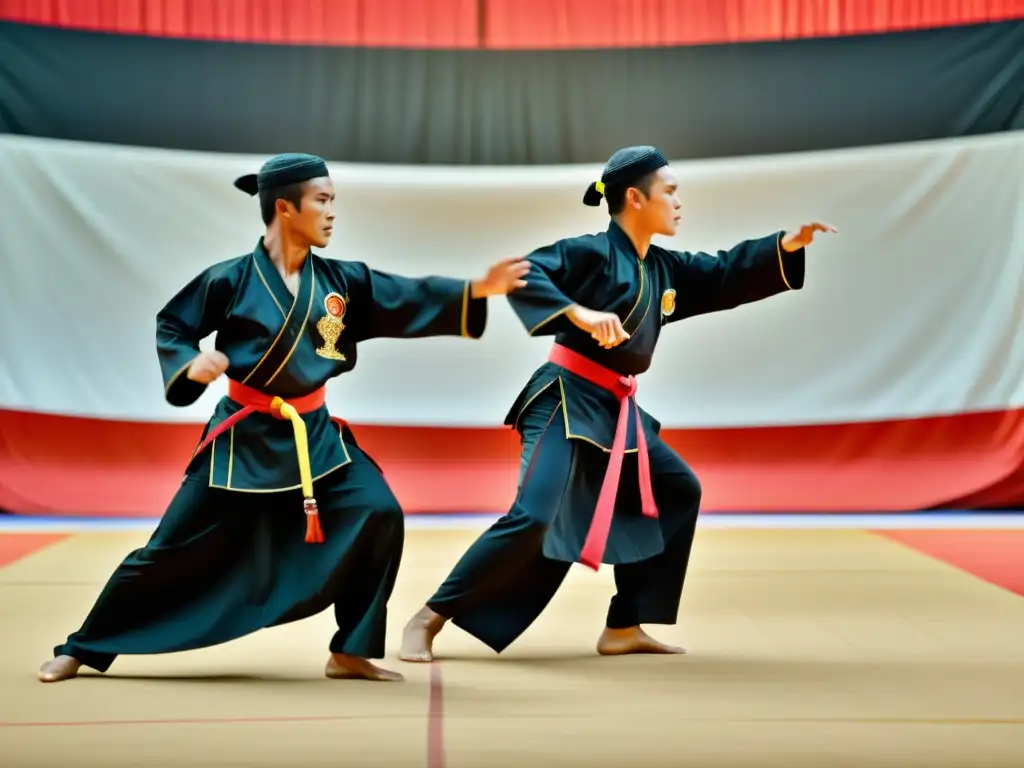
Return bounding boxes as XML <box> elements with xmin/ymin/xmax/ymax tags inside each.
<box><xmin>2</xmin><ymin>526</ymin><xmax>1024</xmax><ymax>767</ymax></box>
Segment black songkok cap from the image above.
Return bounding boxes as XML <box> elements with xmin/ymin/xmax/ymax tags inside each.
<box><xmin>582</xmin><ymin>146</ymin><xmax>669</xmax><ymax>207</ymax></box>
<box><xmin>233</xmin><ymin>153</ymin><xmax>330</xmax><ymax>196</ymax></box>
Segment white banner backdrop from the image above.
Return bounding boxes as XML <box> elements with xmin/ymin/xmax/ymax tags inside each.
<box><xmin>0</xmin><ymin>132</ymin><xmax>1022</xmax><ymax>428</ymax></box>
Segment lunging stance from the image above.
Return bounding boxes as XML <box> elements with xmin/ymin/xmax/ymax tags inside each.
<box><xmin>39</xmin><ymin>153</ymin><xmax>527</xmax><ymax>683</ymax></box>
<box><xmin>401</xmin><ymin>146</ymin><xmax>835</xmax><ymax>660</ymax></box>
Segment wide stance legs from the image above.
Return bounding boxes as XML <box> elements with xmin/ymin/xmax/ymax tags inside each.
<box><xmin>400</xmin><ymin>404</ymin><xmax>701</xmax><ymax>662</ymax></box>
<box><xmin>40</xmin><ymin>444</ymin><xmax>405</xmax><ymax>683</ymax></box>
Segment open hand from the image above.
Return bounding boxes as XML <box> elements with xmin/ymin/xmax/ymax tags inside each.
<box><xmin>471</xmin><ymin>257</ymin><xmax>530</xmax><ymax>298</ymax></box>
<box><xmin>781</xmin><ymin>222</ymin><xmax>838</xmax><ymax>252</ymax></box>
<box><xmin>568</xmin><ymin>306</ymin><xmax>630</xmax><ymax>349</ymax></box>
<box><xmin>187</xmin><ymin>350</ymin><xmax>230</xmax><ymax>384</ymax></box>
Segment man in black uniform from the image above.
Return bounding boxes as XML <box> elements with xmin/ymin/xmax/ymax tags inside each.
<box><xmin>400</xmin><ymin>146</ymin><xmax>835</xmax><ymax>661</ymax></box>
<box><xmin>39</xmin><ymin>153</ymin><xmax>528</xmax><ymax>683</ymax></box>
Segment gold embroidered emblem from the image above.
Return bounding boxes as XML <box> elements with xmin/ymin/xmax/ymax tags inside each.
<box><xmin>660</xmin><ymin>289</ymin><xmax>677</xmax><ymax>318</ymax></box>
<box><xmin>315</xmin><ymin>292</ymin><xmax>347</xmax><ymax>360</ymax></box>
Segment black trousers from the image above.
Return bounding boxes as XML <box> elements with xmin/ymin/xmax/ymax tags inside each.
<box><xmin>426</xmin><ymin>398</ymin><xmax>702</xmax><ymax>653</ymax></box>
<box><xmin>54</xmin><ymin>442</ymin><xmax>404</xmax><ymax>672</ymax></box>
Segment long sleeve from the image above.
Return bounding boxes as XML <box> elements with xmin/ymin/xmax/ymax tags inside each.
<box><xmin>346</xmin><ymin>263</ymin><xmax>487</xmax><ymax>342</ymax></box>
<box><xmin>664</xmin><ymin>231</ymin><xmax>805</xmax><ymax>323</ymax></box>
<box><xmin>507</xmin><ymin>239</ymin><xmax>594</xmax><ymax>336</ymax></box>
<box><xmin>155</xmin><ymin>262</ymin><xmax>237</xmax><ymax>406</ymax></box>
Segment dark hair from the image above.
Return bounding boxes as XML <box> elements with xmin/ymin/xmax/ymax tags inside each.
<box><xmin>258</xmin><ymin>181</ymin><xmax>306</xmax><ymax>225</ymax></box>
<box><xmin>605</xmin><ymin>171</ymin><xmax>658</xmax><ymax>216</ymax></box>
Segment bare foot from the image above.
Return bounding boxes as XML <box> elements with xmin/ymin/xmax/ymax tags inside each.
<box><xmin>324</xmin><ymin>654</ymin><xmax>404</xmax><ymax>682</ymax></box>
<box><xmin>38</xmin><ymin>655</ymin><xmax>82</xmax><ymax>683</ymax></box>
<box><xmin>597</xmin><ymin>626</ymin><xmax>686</xmax><ymax>656</ymax></box>
<box><xmin>398</xmin><ymin>606</ymin><xmax>446</xmax><ymax>663</ymax></box>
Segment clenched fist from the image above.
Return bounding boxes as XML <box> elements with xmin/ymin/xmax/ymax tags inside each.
<box><xmin>568</xmin><ymin>306</ymin><xmax>630</xmax><ymax>349</ymax></box>
<box><xmin>187</xmin><ymin>350</ymin><xmax>230</xmax><ymax>384</ymax></box>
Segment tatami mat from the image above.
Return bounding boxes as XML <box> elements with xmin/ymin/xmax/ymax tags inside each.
<box><xmin>1</xmin><ymin>527</ymin><xmax>1022</xmax><ymax>766</ymax></box>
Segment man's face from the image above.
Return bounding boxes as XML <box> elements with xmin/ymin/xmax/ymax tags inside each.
<box><xmin>635</xmin><ymin>166</ymin><xmax>682</xmax><ymax>237</ymax></box>
<box><xmin>281</xmin><ymin>176</ymin><xmax>335</xmax><ymax>248</ymax></box>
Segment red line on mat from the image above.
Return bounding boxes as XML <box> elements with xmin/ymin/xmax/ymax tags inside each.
<box><xmin>428</xmin><ymin>662</ymin><xmax>446</xmax><ymax>768</ymax></box>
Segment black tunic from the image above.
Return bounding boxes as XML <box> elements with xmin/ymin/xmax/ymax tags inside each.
<box><xmin>52</xmin><ymin>238</ymin><xmax>489</xmax><ymax>669</ymax></box>
<box><xmin>504</xmin><ymin>220</ymin><xmax>805</xmax><ymax>564</ymax></box>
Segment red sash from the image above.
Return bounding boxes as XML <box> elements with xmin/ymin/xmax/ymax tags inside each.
<box><xmin>192</xmin><ymin>379</ymin><xmax>337</xmax><ymax>544</ymax></box>
<box><xmin>193</xmin><ymin>379</ymin><xmax>327</xmax><ymax>458</ymax></box>
<box><xmin>547</xmin><ymin>343</ymin><xmax>658</xmax><ymax>570</ymax></box>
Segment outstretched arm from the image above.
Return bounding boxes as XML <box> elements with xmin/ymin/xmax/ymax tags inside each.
<box><xmin>664</xmin><ymin>223</ymin><xmax>834</xmax><ymax>323</ymax></box>
<box><xmin>345</xmin><ymin>257</ymin><xmax>527</xmax><ymax>342</ymax></box>
<box><xmin>155</xmin><ymin>262</ymin><xmax>237</xmax><ymax>406</ymax></box>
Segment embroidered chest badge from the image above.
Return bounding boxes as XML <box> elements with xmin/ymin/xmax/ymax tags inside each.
<box><xmin>660</xmin><ymin>289</ymin><xmax>677</xmax><ymax>318</ymax></box>
<box><xmin>316</xmin><ymin>292</ymin><xmax>348</xmax><ymax>360</ymax></box>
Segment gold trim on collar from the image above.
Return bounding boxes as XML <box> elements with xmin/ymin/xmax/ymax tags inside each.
<box><xmin>242</xmin><ymin>256</ymin><xmax>311</xmax><ymax>386</ymax></box>
<box><xmin>251</xmin><ymin>252</ymin><xmax>288</xmax><ymax>319</ymax></box>
<box><xmin>264</xmin><ymin>261</ymin><xmax>317</xmax><ymax>386</ymax></box>
<box><xmin>621</xmin><ymin>257</ymin><xmax>646</xmax><ymax>329</ymax></box>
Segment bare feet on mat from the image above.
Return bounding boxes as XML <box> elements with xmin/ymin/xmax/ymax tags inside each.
<box><xmin>324</xmin><ymin>654</ymin><xmax>404</xmax><ymax>682</ymax></box>
<box><xmin>398</xmin><ymin>606</ymin><xmax>447</xmax><ymax>662</ymax></box>
<box><xmin>597</xmin><ymin>626</ymin><xmax>686</xmax><ymax>656</ymax></box>
<box><xmin>38</xmin><ymin>655</ymin><xmax>82</xmax><ymax>683</ymax></box>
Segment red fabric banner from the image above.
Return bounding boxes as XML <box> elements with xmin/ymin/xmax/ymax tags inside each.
<box><xmin>0</xmin><ymin>0</ymin><xmax>481</xmax><ymax>48</ymax></box>
<box><xmin>3</xmin><ymin>408</ymin><xmax>1024</xmax><ymax>517</ymax></box>
<box><xmin>484</xmin><ymin>0</ymin><xmax>1024</xmax><ymax>48</ymax></box>
<box><xmin>1</xmin><ymin>0</ymin><xmax>1021</xmax><ymax>48</ymax></box>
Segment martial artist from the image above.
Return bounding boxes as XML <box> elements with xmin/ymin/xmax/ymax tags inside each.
<box><xmin>400</xmin><ymin>145</ymin><xmax>835</xmax><ymax>661</ymax></box>
<box><xmin>39</xmin><ymin>153</ymin><xmax>528</xmax><ymax>683</ymax></box>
